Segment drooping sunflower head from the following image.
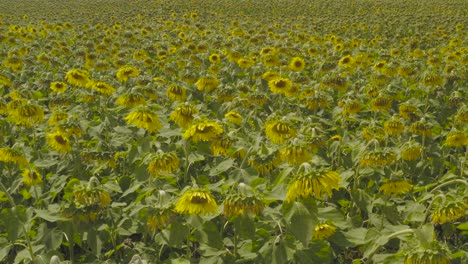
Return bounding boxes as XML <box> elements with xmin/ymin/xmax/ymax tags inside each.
<box><xmin>370</xmin><ymin>94</ymin><xmax>392</xmax><ymax>112</ymax></box>
<box><xmin>9</xmin><ymin>102</ymin><xmax>44</xmax><ymax>127</ymax></box>
<box><xmin>379</xmin><ymin>180</ymin><xmax>413</xmax><ymax>196</ymax></box>
<box><xmin>237</xmin><ymin>58</ymin><xmax>255</xmax><ymax>68</ymax></box>
<box><xmin>431</xmin><ymin>199</ymin><xmax>467</xmax><ymax>224</ymax></box>
<box><xmin>65</xmin><ymin>69</ymin><xmax>90</xmax><ymax>87</ymax></box>
<box><xmin>313</xmin><ymin>223</ymin><xmax>337</xmax><ymax>240</ymax></box>
<box><xmin>0</xmin><ymin>147</ymin><xmax>28</xmax><ymax>167</ymax></box>
<box><xmin>147</xmin><ymin>151</ymin><xmax>180</xmax><ymax>177</ymax></box>
<box><xmin>116</xmin><ymin>65</ymin><xmax>140</xmax><ymax>82</ymax></box>
<box><xmin>124</xmin><ymin>106</ymin><xmax>162</xmax><ymax>133</ymax></box>
<box><xmin>399</xmin><ymin>103</ymin><xmax>420</xmax><ymax>121</ymax></box>
<box><xmin>224</xmin><ymin>111</ymin><xmax>242</xmax><ymax>126</ymax></box>
<box><xmin>403</xmin><ymin>241</ymin><xmax>451</xmax><ymax>264</ymax></box>
<box><xmin>211</xmin><ymin>135</ymin><xmax>235</xmax><ymax>157</ymax></box>
<box><xmin>116</xmin><ymin>92</ymin><xmax>147</xmax><ymax>108</ymax></box>
<box><xmin>384</xmin><ymin>116</ymin><xmax>405</xmax><ymax>136</ymax></box>
<box><xmin>261</xmin><ymin>54</ymin><xmax>280</xmax><ymax>67</ymax></box>
<box><xmin>183</xmin><ymin>118</ymin><xmax>224</xmax><ymax>142</ymax></box>
<box><xmin>261</xmin><ymin>71</ymin><xmax>281</xmax><ymax>82</ymax></box>
<box><xmin>223</xmin><ymin>192</ymin><xmax>264</xmax><ymax>219</ymax></box>
<box><xmin>409</xmin><ymin>119</ymin><xmax>433</xmax><ymax>137</ymax></box>
<box><xmin>0</xmin><ymin>73</ymin><xmax>12</xmax><ymax>87</ymax></box>
<box><xmin>401</xmin><ymin>141</ymin><xmax>422</xmax><ymax>161</ymax></box>
<box><xmin>265</xmin><ymin>119</ymin><xmax>296</xmax><ymax>144</ymax></box>
<box><xmin>88</xmin><ymin>81</ymin><xmax>115</xmax><ymax>95</ymax></box>
<box><xmin>279</xmin><ymin>141</ymin><xmax>313</xmax><ymax>166</ymax></box>
<box><xmin>195</xmin><ymin>76</ymin><xmax>219</xmax><ymax>92</ymax></box>
<box><xmin>174</xmin><ymin>188</ymin><xmax>218</xmax><ymax>215</ymax></box>
<box><xmin>359</xmin><ymin>148</ymin><xmax>397</xmax><ymax>167</ymax></box>
<box><xmin>166</xmin><ymin>84</ymin><xmax>187</xmax><ymax>101</ymax></box>
<box><xmin>248</xmin><ymin>148</ymin><xmax>282</xmax><ymax>175</ymax></box>
<box><xmin>169</xmin><ymin>103</ymin><xmax>198</xmax><ymax>129</ymax></box>
<box><xmin>286</xmin><ymin>168</ymin><xmax>341</xmax><ymax>202</ymax></box>
<box><xmin>444</xmin><ymin>130</ymin><xmax>468</xmax><ymax>147</ymax></box>
<box><xmin>340</xmin><ymin>99</ymin><xmax>362</xmax><ymax>115</ymax></box>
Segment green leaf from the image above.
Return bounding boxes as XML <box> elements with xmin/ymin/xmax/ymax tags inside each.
<box><xmin>284</xmin><ymin>202</ymin><xmax>315</xmax><ymax>245</ymax></box>
<box><xmin>456</xmin><ymin>223</ymin><xmax>468</xmax><ymax>231</ymax></box>
<box><xmin>272</xmin><ymin>242</ymin><xmax>288</xmax><ymax>264</ymax></box>
<box><xmin>86</xmin><ymin>229</ymin><xmax>102</xmax><ymax>257</ymax></box>
<box><xmin>34</xmin><ymin>209</ymin><xmax>67</xmax><ymax>222</ymax></box>
<box><xmin>209</xmin><ymin>158</ymin><xmax>234</xmax><ymax>176</ymax></box>
<box><xmin>171</xmin><ymin>258</ymin><xmax>191</xmax><ymax>264</ymax></box>
<box><xmin>168</xmin><ymin>222</ymin><xmax>189</xmax><ymax>247</ymax></box>
<box><xmin>0</xmin><ymin>245</ymin><xmax>12</xmax><ymax>262</ymax></box>
<box><xmin>344</xmin><ymin>228</ymin><xmax>368</xmax><ymax>245</ymax></box>
<box><xmin>195</xmin><ymin>221</ymin><xmax>223</xmax><ymax>249</ymax></box>
<box><xmin>234</xmin><ymin>216</ymin><xmax>256</xmax><ymax>239</ymax></box>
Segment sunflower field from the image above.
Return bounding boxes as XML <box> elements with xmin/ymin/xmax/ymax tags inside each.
<box><xmin>0</xmin><ymin>0</ymin><xmax>467</xmax><ymax>263</ymax></box>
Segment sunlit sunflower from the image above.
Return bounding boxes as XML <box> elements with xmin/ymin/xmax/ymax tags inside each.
<box><xmin>288</xmin><ymin>57</ymin><xmax>306</xmax><ymax>72</ymax></box>
<box><xmin>261</xmin><ymin>71</ymin><xmax>281</xmax><ymax>82</ymax></box>
<box><xmin>125</xmin><ymin>106</ymin><xmax>162</xmax><ymax>132</ymax></box>
<box><xmin>147</xmin><ymin>151</ymin><xmax>180</xmax><ymax>177</ymax></box>
<box><xmin>174</xmin><ymin>188</ymin><xmax>218</xmax><ymax>215</ymax></box>
<box><xmin>384</xmin><ymin>116</ymin><xmax>405</xmax><ymax>136</ymax></box>
<box><xmin>313</xmin><ymin>223</ymin><xmax>337</xmax><ymax>240</ymax></box>
<box><xmin>286</xmin><ymin>169</ymin><xmax>340</xmax><ymax>202</ymax></box>
<box><xmin>166</xmin><ymin>84</ymin><xmax>187</xmax><ymax>101</ymax></box>
<box><xmin>169</xmin><ymin>103</ymin><xmax>198</xmax><ymax>129</ymax></box>
<box><xmin>379</xmin><ymin>181</ymin><xmax>413</xmax><ymax>195</ymax></box>
<box><xmin>265</xmin><ymin>119</ymin><xmax>296</xmax><ymax>144</ymax></box>
<box><xmin>50</xmin><ymin>82</ymin><xmax>67</xmax><ymax>93</ymax></box>
<box><xmin>224</xmin><ymin>111</ymin><xmax>242</xmax><ymax>126</ymax></box>
<box><xmin>209</xmin><ymin>53</ymin><xmax>221</xmax><ymax>63</ymax></box>
<box><xmin>48</xmin><ymin>111</ymin><xmax>69</xmax><ymax>126</ymax></box>
<box><xmin>237</xmin><ymin>58</ymin><xmax>255</xmax><ymax>68</ymax></box>
<box><xmin>401</xmin><ymin>142</ymin><xmax>422</xmax><ymax>161</ymax></box>
<box><xmin>46</xmin><ymin>131</ymin><xmax>72</xmax><ymax>153</ymax></box>
<box><xmin>262</xmin><ymin>54</ymin><xmax>280</xmax><ymax>67</ymax></box>
<box><xmin>9</xmin><ymin>102</ymin><xmax>45</xmax><ymax>127</ymax></box>
<box><xmin>444</xmin><ymin>131</ymin><xmax>468</xmax><ymax>147</ymax></box>
<box><xmin>360</xmin><ymin>149</ymin><xmax>397</xmax><ymax>167</ymax></box>
<box><xmin>0</xmin><ymin>147</ymin><xmax>28</xmax><ymax>167</ymax></box>
<box><xmin>183</xmin><ymin>119</ymin><xmax>224</xmax><ymax>142</ymax></box>
<box><xmin>4</xmin><ymin>56</ymin><xmax>23</xmax><ymax>72</ymax></box>
<box><xmin>116</xmin><ymin>93</ymin><xmax>147</xmax><ymax>108</ymax></box>
<box><xmin>338</xmin><ymin>55</ymin><xmax>355</xmax><ymax>69</ymax></box>
<box><xmin>268</xmin><ymin>78</ymin><xmax>292</xmax><ymax>95</ymax></box>
<box><xmin>195</xmin><ymin>76</ymin><xmax>219</xmax><ymax>92</ymax></box>
<box><xmin>65</xmin><ymin>69</ymin><xmax>90</xmax><ymax>87</ymax></box>
<box><xmin>87</xmin><ymin>81</ymin><xmax>115</xmax><ymax>95</ymax></box>
<box><xmin>22</xmin><ymin>168</ymin><xmax>42</xmax><ymax>186</ymax></box>
<box><xmin>116</xmin><ymin>65</ymin><xmax>140</xmax><ymax>82</ymax></box>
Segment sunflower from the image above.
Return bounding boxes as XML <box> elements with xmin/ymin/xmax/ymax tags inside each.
<box><xmin>261</xmin><ymin>71</ymin><xmax>281</xmax><ymax>82</ymax></box>
<box><xmin>301</xmin><ymin>90</ymin><xmax>330</xmax><ymax>110</ymax></box>
<box><xmin>209</xmin><ymin>53</ymin><xmax>221</xmax><ymax>63</ymax></box>
<box><xmin>444</xmin><ymin>131</ymin><xmax>468</xmax><ymax>147</ymax></box>
<box><xmin>166</xmin><ymin>84</ymin><xmax>187</xmax><ymax>101</ymax></box>
<box><xmin>195</xmin><ymin>76</ymin><xmax>219</xmax><ymax>92</ymax></box>
<box><xmin>211</xmin><ymin>136</ymin><xmax>235</xmax><ymax>156</ymax></box>
<box><xmin>4</xmin><ymin>56</ymin><xmax>23</xmax><ymax>72</ymax></box>
<box><xmin>9</xmin><ymin>102</ymin><xmax>45</xmax><ymax>127</ymax></box>
<box><xmin>237</xmin><ymin>58</ymin><xmax>255</xmax><ymax>68</ymax></box>
<box><xmin>338</xmin><ymin>55</ymin><xmax>355</xmax><ymax>69</ymax></box>
<box><xmin>409</xmin><ymin>119</ymin><xmax>432</xmax><ymax>137</ymax></box>
<box><xmin>265</xmin><ymin>119</ymin><xmax>296</xmax><ymax>144</ymax></box>
<box><xmin>262</xmin><ymin>54</ymin><xmax>280</xmax><ymax>67</ymax></box>
<box><xmin>87</xmin><ymin>81</ymin><xmax>115</xmax><ymax>95</ymax></box>
<box><xmin>370</xmin><ymin>95</ymin><xmax>392</xmax><ymax>112</ymax></box>
<box><xmin>48</xmin><ymin>111</ymin><xmax>69</xmax><ymax>126</ymax></box>
<box><xmin>169</xmin><ymin>103</ymin><xmax>198</xmax><ymax>129</ymax></box>
<box><xmin>360</xmin><ymin>149</ymin><xmax>397</xmax><ymax>167</ymax></box>
<box><xmin>147</xmin><ymin>151</ymin><xmax>180</xmax><ymax>177</ymax></box>
<box><xmin>268</xmin><ymin>78</ymin><xmax>292</xmax><ymax>95</ymax></box>
<box><xmin>399</xmin><ymin>104</ymin><xmax>420</xmax><ymax>121</ymax></box>
<box><xmin>362</xmin><ymin>125</ymin><xmax>386</xmax><ymax>141</ymax></box>
<box><xmin>401</xmin><ymin>142</ymin><xmax>422</xmax><ymax>161</ymax></box>
<box><xmin>280</xmin><ymin>142</ymin><xmax>313</xmax><ymax>165</ymax></box>
<box><xmin>50</xmin><ymin>82</ymin><xmax>67</xmax><ymax>93</ymax></box>
<box><xmin>260</xmin><ymin>47</ymin><xmax>276</xmax><ymax>56</ymax></box>
<box><xmin>288</xmin><ymin>57</ymin><xmax>306</xmax><ymax>72</ymax></box>
<box><xmin>223</xmin><ymin>193</ymin><xmax>264</xmax><ymax>219</ymax></box>
<box><xmin>174</xmin><ymin>188</ymin><xmax>218</xmax><ymax>215</ymax></box>
<box><xmin>224</xmin><ymin>111</ymin><xmax>242</xmax><ymax>126</ymax></box>
<box><xmin>65</xmin><ymin>69</ymin><xmax>90</xmax><ymax>87</ymax></box>
<box><xmin>46</xmin><ymin>131</ymin><xmax>72</xmax><ymax>154</ymax></box>
<box><xmin>116</xmin><ymin>66</ymin><xmax>140</xmax><ymax>82</ymax></box>
<box><xmin>341</xmin><ymin>99</ymin><xmax>362</xmax><ymax>115</ymax></box>
<box><xmin>431</xmin><ymin>200</ymin><xmax>467</xmax><ymax>224</ymax></box>
<box><xmin>125</xmin><ymin>107</ymin><xmax>162</xmax><ymax>133</ymax></box>
<box><xmin>22</xmin><ymin>168</ymin><xmax>42</xmax><ymax>186</ymax></box>
<box><xmin>248</xmin><ymin>150</ymin><xmax>282</xmax><ymax>175</ymax></box>
<box><xmin>116</xmin><ymin>93</ymin><xmax>147</xmax><ymax>108</ymax></box>
<box><xmin>286</xmin><ymin>169</ymin><xmax>340</xmax><ymax>202</ymax></box>
<box><xmin>379</xmin><ymin>181</ymin><xmax>413</xmax><ymax>195</ymax></box>
<box><xmin>404</xmin><ymin>242</ymin><xmax>451</xmax><ymax>264</ymax></box>
<box><xmin>147</xmin><ymin>209</ymin><xmax>175</xmax><ymax>231</ymax></box>
<box><xmin>0</xmin><ymin>147</ymin><xmax>28</xmax><ymax>167</ymax></box>
<box><xmin>313</xmin><ymin>223</ymin><xmax>337</xmax><ymax>240</ymax></box>
<box><xmin>0</xmin><ymin>74</ymin><xmax>12</xmax><ymax>87</ymax></box>
<box><xmin>422</xmin><ymin>73</ymin><xmax>444</xmax><ymax>86</ymax></box>
<box><xmin>183</xmin><ymin>119</ymin><xmax>224</xmax><ymax>142</ymax></box>
<box><xmin>384</xmin><ymin>116</ymin><xmax>405</xmax><ymax>136</ymax></box>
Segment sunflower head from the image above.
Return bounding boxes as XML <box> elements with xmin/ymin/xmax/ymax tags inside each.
<box><xmin>65</xmin><ymin>69</ymin><xmax>90</xmax><ymax>87</ymax></box>
<box><xmin>313</xmin><ymin>223</ymin><xmax>337</xmax><ymax>240</ymax></box>
<box><xmin>116</xmin><ymin>92</ymin><xmax>147</xmax><ymax>108</ymax></box>
<box><xmin>147</xmin><ymin>151</ymin><xmax>180</xmax><ymax>177</ymax></box>
<box><xmin>50</xmin><ymin>81</ymin><xmax>68</xmax><ymax>93</ymax></box>
<box><xmin>279</xmin><ymin>141</ymin><xmax>313</xmax><ymax>166</ymax></box>
<box><xmin>444</xmin><ymin>130</ymin><xmax>468</xmax><ymax>147</ymax></box>
<box><xmin>116</xmin><ymin>65</ymin><xmax>140</xmax><ymax>82</ymax></box>
<box><xmin>22</xmin><ymin>168</ymin><xmax>42</xmax><ymax>186</ymax></box>
<box><xmin>286</xmin><ymin>168</ymin><xmax>340</xmax><ymax>202</ymax></box>
<box><xmin>224</xmin><ymin>111</ymin><xmax>242</xmax><ymax>126</ymax></box>
<box><xmin>401</xmin><ymin>141</ymin><xmax>422</xmax><ymax>161</ymax></box>
<box><xmin>288</xmin><ymin>57</ymin><xmax>306</xmax><ymax>72</ymax></box>
<box><xmin>360</xmin><ymin>148</ymin><xmax>397</xmax><ymax>167</ymax></box>
<box><xmin>379</xmin><ymin>180</ymin><xmax>413</xmax><ymax>196</ymax></box>
<box><xmin>404</xmin><ymin>241</ymin><xmax>451</xmax><ymax>264</ymax></box>
<box><xmin>166</xmin><ymin>84</ymin><xmax>187</xmax><ymax>102</ymax></box>
<box><xmin>124</xmin><ymin>106</ymin><xmax>162</xmax><ymax>133</ymax></box>
<box><xmin>183</xmin><ymin>118</ymin><xmax>224</xmax><ymax>142</ymax></box>
<box><xmin>223</xmin><ymin>192</ymin><xmax>264</xmax><ymax>219</ymax></box>
<box><xmin>384</xmin><ymin>116</ymin><xmax>405</xmax><ymax>136</ymax></box>
<box><xmin>195</xmin><ymin>76</ymin><xmax>219</xmax><ymax>92</ymax></box>
<box><xmin>174</xmin><ymin>188</ymin><xmax>218</xmax><ymax>215</ymax></box>
<box><xmin>268</xmin><ymin>78</ymin><xmax>292</xmax><ymax>95</ymax></box>
<box><xmin>265</xmin><ymin>119</ymin><xmax>296</xmax><ymax>144</ymax></box>
<box><xmin>0</xmin><ymin>147</ymin><xmax>28</xmax><ymax>167</ymax></box>
<box><xmin>46</xmin><ymin>131</ymin><xmax>72</xmax><ymax>154</ymax></box>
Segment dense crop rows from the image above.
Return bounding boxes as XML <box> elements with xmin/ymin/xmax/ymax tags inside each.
<box><xmin>0</xmin><ymin>0</ymin><xmax>467</xmax><ymax>263</ymax></box>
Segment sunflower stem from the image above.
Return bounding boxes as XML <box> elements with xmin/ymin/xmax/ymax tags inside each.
<box><xmin>364</xmin><ymin>229</ymin><xmax>415</xmax><ymax>263</ymax></box>
<box><xmin>421</xmin><ymin>194</ymin><xmax>445</xmax><ymax>226</ymax></box>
